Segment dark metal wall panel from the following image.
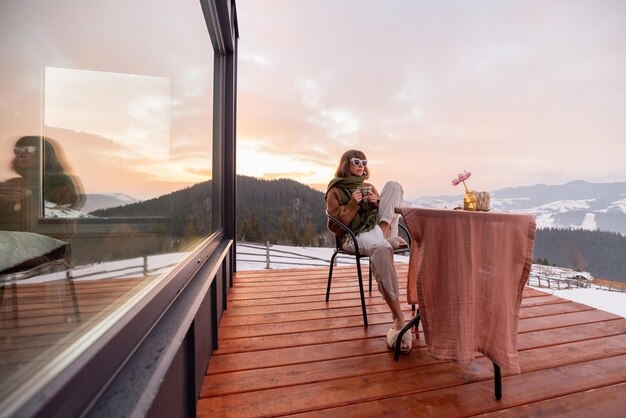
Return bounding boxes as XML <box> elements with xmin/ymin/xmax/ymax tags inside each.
<box><xmin>147</xmin><ymin>338</ymin><xmax>192</xmax><ymax>418</ymax></box>
<box><xmin>223</xmin><ymin>261</ymin><xmax>230</xmax><ymax>308</ymax></box>
<box><xmin>194</xmin><ymin>281</ymin><xmax>214</xmax><ymax>398</ymax></box>
<box><xmin>215</xmin><ymin>265</ymin><xmax>224</xmax><ymax>322</ymax></box>
<box><xmin>210</xmin><ymin>279</ymin><xmax>219</xmax><ymax>351</ymax></box>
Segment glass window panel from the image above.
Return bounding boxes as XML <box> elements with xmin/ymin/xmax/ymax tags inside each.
<box><xmin>0</xmin><ymin>0</ymin><xmax>216</xmax><ymax>404</ymax></box>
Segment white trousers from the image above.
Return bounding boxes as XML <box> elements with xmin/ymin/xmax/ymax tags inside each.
<box><xmin>355</xmin><ymin>181</ymin><xmax>404</xmax><ymax>301</ymax></box>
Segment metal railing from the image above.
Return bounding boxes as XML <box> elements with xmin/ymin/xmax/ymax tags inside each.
<box><xmin>237</xmin><ymin>241</ymin><xmax>336</xmax><ymax>269</ymax></box>
<box><xmin>527</xmin><ymin>272</ymin><xmax>592</xmax><ymax>290</ymax></box>
<box><xmin>237</xmin><ymin>241</ymin><xmax>379</xmax><ymax>269</ymax></box>
<box><xmin>528</xmin><ymin>266</ymin><xmax>625</xmax><ymax>293</ymax></box>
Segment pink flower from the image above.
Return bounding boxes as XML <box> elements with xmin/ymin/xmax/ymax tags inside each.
<box><xmin>451</xmin><ymin>170</ymin><xmax>472</xmax><ymax>191</ymax></box>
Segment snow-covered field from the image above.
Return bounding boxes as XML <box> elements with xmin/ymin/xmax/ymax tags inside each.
<box><xmin>536</xmin><ymin>287</ymin><xmax>626</xmax><ymax>318</ymax></box>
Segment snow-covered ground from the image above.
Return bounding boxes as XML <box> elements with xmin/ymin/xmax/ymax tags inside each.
<box><xmin>535</xmin><ymin>287</ymin><xmax>626</xmax><ymax>318</ymax></box>
<box><xmin>15</xmin><ymin>252</ymin><xmax>186</xmax><ymax>284</ymax></box>
<box><xmin>236</xmin><ymin>242</ymin><xmax>626</xmax><ymax>319</ymax></box>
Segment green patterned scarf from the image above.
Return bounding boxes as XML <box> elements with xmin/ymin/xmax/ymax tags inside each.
<box><xmin>325</xmin><ymin>175</ymin><xmax>379</xmax><ymax>235</ymax></box>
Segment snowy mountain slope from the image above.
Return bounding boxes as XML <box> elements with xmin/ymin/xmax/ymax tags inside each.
<box><xmin>411</xmin><ymin>180</ymin><xmax>626</xmax><ymax>234</ymax></box>
<box><xmin>81</xmin><ymin>193</ymin><xmax>139</xmax><ymax>213</ymax></box>
<box><xmin>43</xmin><ymin>193</ymin><xmax>139</xmax><ymax>218</ymax></box>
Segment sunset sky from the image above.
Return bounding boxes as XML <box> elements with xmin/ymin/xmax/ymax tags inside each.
<box><xmin>235</xmin><ymin>0</ymin><xmax>626</xmax><ymax>199</ymax></box>
<box><xmin>2</xmin><ymin>0</ymin><xmax>624</xmax><ymax>202</ymax></box>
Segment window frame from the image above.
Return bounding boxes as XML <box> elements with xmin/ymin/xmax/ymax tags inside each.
<box><xmin>0</xmin><ymin>0</ymin><xmax>238</xmax><ymax>416</ymax></box>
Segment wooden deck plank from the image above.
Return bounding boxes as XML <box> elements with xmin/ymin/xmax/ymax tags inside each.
<box><xmin>198</xmin><ymin>266</ymin><xmax>626</xmax><ymax>417</ymax></box>
<box><xmin>222</xmin><ymin>290</ymin><xmax>575</xmax><ymax>323</ymax></box>
<box><xmin>518</xmin><ymin>301</ymin><xmax>594</xmax><ymax>318</ymax></box>
<box><xmin>217</xmin><ymin>309</ymin><xmax>416</xmax><ymax>339</ymax></box>
<box><xmin>479</xmin><ymin>382</ymin><xmax>626</xmax><ymax>417</ymax></box>
<box><xmin>214</xmin><ymin>322</ymin><xmax>396</xmax><ymax>354</ymax></box>
<box><xmin>218</xmin><ymin>300</ymin><xmax>593</xmax><ymax>328</ymax></box>
<box><xmin>518</xmin><ymin>294</ymin><xmax>569</xmax><ymax>307</ymax></box>
<box><xmin>287</xmin><ymin>355</ymin><xmax>626</xmax><ymax>418</ymax></box>
<box><xmin>517</xmin><ymin>318</ymin><xmax>626</xmax><ymax>350</ymax></box>
<box><xmin>207</xmin><ymin>318</ymin><xmax>626</xmax><ymax>375</ymax></box>
<box><xmin>226</xmin><ymin>290</ymin><xmax>388</xmax><ymax>306</ymax></box>
<box><xmin>221</xmin><ymin>293</ymin><xmax>565</xmax><ymax>317</ymax></box>
<box><xmin>518</xmin><ymin>309</ymin><xmax>621</xmax><ymax>333</ymax></box>
<box><xmin>214</xmin><ymin>310</ymin><xmax>624</xmax><ymax>356</ymax></box>
<box><xmin>0</xmin><ymin>276</ymin><xmax>157</xmax><ymax>399</ymax></box>
<box><xmin>219</xmin><ymin>303</ymin><xmax>395</xmax><ymax>327</ymax></box>
<box><xmin>202</xmin><ymin>333</ymin><xmax>626</xmax><ymax>399</ymax></box>
<box><xmin>198</xmin><ymin>354</ymin><xmax>626</xmax><ymax>417</ymax></box>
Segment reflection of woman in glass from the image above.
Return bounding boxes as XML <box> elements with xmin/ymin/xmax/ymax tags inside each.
<box><xmin>0</xmin><ymin>136</ymin><xmax>84</xmax><ymax>226</ymax></box>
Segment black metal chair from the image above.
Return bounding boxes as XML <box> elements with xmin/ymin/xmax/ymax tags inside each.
<box><xmin>325</xmin><ymin>210</ymin><xmax>411</xmax><ymax>327</ymax></box>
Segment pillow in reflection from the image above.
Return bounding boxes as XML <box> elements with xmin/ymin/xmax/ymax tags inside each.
<box><xmin>0</xmin><ymin>231</ymin><xmax>69</xmax><ymax>275</ymax></box>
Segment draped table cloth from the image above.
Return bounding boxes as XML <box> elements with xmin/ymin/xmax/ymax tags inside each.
<box><xmin>398</xmin><ymin>207</ymin><xmax>536</xmax><ymax>373</ymax></box>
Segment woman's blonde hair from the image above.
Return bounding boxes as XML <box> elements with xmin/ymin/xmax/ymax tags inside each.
<box><xmin>335</xmin><ymin>149</ymin><xmax>369</xmax><ymax>179</ymax></box>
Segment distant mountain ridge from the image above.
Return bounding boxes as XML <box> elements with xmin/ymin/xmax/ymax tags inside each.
<box><xmin>82</xmin><ymin>193</ymin><xmax>139</xmax><ymax>213</ymax></box>
<box><xmin>92</xmin><ymin>175</ymin><xmax>331</xmax><ymax>246</ymax></box>
<box><xmin>412</xmin><ymin>180</ymin><xmax>626</xmax><ymax>235</ymax></box>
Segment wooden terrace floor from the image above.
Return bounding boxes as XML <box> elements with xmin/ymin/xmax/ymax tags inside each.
<box><xmin>197</xmin><ymin>264</ymin><xmax>626</xmax><ymax>417</ymax></box>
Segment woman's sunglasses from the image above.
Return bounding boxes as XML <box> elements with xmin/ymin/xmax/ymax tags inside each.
<box><xmin>350</xmin><ymin>158</ymin><xmax>368</xmax><ymax>167</ymax></box>
<box><xmin>13</xmin><ymin>146</ymin><xmax>37</xmax><ymax>156</ymax></box>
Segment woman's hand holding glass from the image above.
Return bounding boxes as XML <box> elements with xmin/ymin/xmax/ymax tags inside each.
<box><xmin>352</xmin><ymin>186</ymin><xmax>376</xmax><ymax>205</ymax></box>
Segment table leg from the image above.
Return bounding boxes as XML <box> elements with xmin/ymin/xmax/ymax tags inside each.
<box><xmin>494</xmin><ymin>362</ymin><xmax>502</xmax><ymax>400</ymax></box>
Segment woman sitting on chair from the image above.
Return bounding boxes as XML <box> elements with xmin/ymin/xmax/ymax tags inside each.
<box><xmin>325</xmin><ymin>149</ymin><xmax>411</xmax><ymax>353</ymax></box>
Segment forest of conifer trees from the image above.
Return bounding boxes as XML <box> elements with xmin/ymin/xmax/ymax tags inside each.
<box><xmin>235</xmin><ymin>176</ymin><xmax>329</xmax><ymax>246</ymax></box>
<box><xmin>533</xmin><ymin>228</ymin><xmax>626</xmax><ymax>282</ymax></box>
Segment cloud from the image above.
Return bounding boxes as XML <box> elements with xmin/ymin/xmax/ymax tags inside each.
<box><xmin>235</xmin><ymin>0</ymin><xmax>626</xmax><ymax>197</ymax></box>
<box><xmin>263</xmin><ymin>171</ymin><xmax>317</xmax><ymax>180</ymax></box>
<box><xmin>295</xmin><ymin>77</ymin><xmax>322</xmax><ymax>107</ymax></box>
<box><xmin>310</xmin><ymin>109</ymin><xmax>361</xmax><ymax>140</ymax></box>
<box><xmin>241</xmin><ymin>53</ymin><xmax>273</xmax><ymax>67</ymax></box>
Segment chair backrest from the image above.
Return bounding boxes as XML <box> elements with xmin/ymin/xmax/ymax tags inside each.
<box><xmin>325</xmin><ymin>210</ymin><xmax>361</xmax><ymax>255</ymax></box>
<box><xmin>326</xmin><ymin>210</ymin><xmax>412</xmax><ymax>255</ymax></box>
<box><xmin>333</xmin><ymin>233</ymin><xmax>342</xmax><ymax>251</ymax></box>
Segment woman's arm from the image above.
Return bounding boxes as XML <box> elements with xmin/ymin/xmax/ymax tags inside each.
<box><xmin>326</xmin><ymin>187</ymin><xmax>360</xmax><ymax>228</ymax></box>
<box><xmin>0</xmin><ymin>178</ymin><xmax>27</xmax><ymax>202</ymax></box>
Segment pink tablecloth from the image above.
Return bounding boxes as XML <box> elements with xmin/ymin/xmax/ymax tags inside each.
<box><xmin>399</xmin><ymin>207</ymin><xmax>536</xmax><ymax>374</ymax></box>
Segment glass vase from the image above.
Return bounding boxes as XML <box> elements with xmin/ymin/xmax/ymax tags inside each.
<box><xmin>463</xmin><ymin>190</ymin><xmax>477</xmax><ymax>211</ymax></box>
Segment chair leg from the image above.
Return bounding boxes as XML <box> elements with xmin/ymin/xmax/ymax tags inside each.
<box><xmin>11</xmin><ymin>281</ymin><xmax>18</xmax><ymax>321</ymax></box>
<box><xmin>355</xmin><ymin>256</ymin><xmax>368</xmax><ymax>327</ymax></box>
<box><xmin>368</xmin><ymin>259</ymin><xmax>372</xmax><ymax>293</ymax></box>
<box><xmin>393</xmin><ymin>310</ymin><xmax>420</xmax><ymax>361</ymax></box>
<box><xmin>66</xmin><ymin>275</ymin><xmax>81</xmax><ymax>322</ymax></box>
<box><xmin>326</xmin><ymin>251</ymin><xmax>339</xmax><ymax>302</ymax></box>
